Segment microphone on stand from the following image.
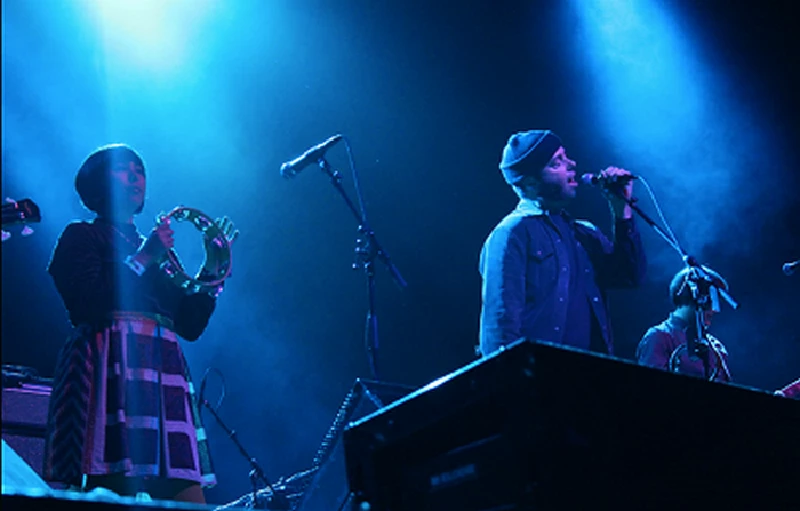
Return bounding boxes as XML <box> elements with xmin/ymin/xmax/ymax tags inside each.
<box><xmin>783</xmin><ymin>260</ymin><xmax>800</xmax><ymax>276</ymax></box>
<box><xmin>280</xmin><ymin>135</ymin><xmax>343</xmax><ymax>178</ymax></box>
<box><xmin>580</xmin><ymin>172</ymin><xmax>639</xmax><ymax>186</ymax></box>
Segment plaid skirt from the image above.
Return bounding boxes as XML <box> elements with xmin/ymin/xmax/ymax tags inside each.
<box><xmin>43</xmin><ymin>312</ymin><xmax>216</xmax><ymax>488</ymax></box>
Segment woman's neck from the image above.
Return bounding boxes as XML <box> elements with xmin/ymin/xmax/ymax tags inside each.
<box><xmin>98</xmin><ymin>214</ymin><xmax>134</xmax><ymax>225</ymax></box>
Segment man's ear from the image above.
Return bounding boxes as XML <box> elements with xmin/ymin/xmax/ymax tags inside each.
<box><xmin>519</xmin><ymin>175</ymin><xmax>540</xmax><ymax>193</ymax></box>
<box><xmin>525</xmin><ymin>175</ymin><xmax>541</xmax><ymax>186</ymax></box>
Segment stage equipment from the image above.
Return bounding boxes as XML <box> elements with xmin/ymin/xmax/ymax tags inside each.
<box><xmin>613</xmin><ymin>178</ymin><xmax>738</xmax><ymax>378</ymax></box>
<box><xmin>1</xmin><ymin>198</ymin><xmax>41</xmax><ymax>241</ymax></box>
<box><xmin>2</xmin><ymin>367</ymin><xmax>53</xmax><ymax>478</ymax></box>
<box><xmin>279</xmin><ymin>135</ymin><xmax>407</xmax><ymax>380</ymax></box>
<box><xmin>216</xmin><ymin>380</ymin><xmax>414</xmax><ymax>511</ymax></box>
<box><xmin>197</xmin><ymin>371</ymin><xmax>289</xmax><ymax>511</ymax></box>
<box><xmin>343</xmin><ymin>340</ymin><xmax>800</xmax><ymax>510</ymax></box>
<box><xmin>293</xmin><ymin>379</ymin><xmax>414</xmax><ymax>511</ymax></box>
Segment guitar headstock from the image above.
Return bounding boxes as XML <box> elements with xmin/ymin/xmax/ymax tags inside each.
<box><xmin>2</xmin><ymin>198</ymin><xmax>41</xmax><ymax>226</ymax></box>
<box><xmin>2</xmin><ymin>198</ymin><xmax>41</xmax><ymax>241</ymax></box>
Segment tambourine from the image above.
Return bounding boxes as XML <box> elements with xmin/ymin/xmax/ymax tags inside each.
<box><xmin>159</xmin><ymin>206</ymin><xmax>232</xmax><ymax>295</ymax></box>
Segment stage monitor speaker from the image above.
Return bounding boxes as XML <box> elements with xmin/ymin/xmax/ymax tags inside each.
<box><xmin>2</xmin><ymin>382</ymin><xmax>52</xmax><ymax>479</ymax></box>
<box><xmin>343</xmin><ymin>340</ymin><xmax>800</xmax><ymax>510</ymax></box>
<box><xmin>293</xmin><ymin>378</ymin><xmax>415</xmax><ymax>511</ymax></box>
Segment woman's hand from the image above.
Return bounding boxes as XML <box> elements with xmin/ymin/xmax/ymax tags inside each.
<box><xmin>125</xmin><ymin>215</ymin><xmax>174</xmax><ymax>275</ymax></box>
<box><xmin>138</xmin><ymin>215</ymin><xmax>174</xmax><ymax>265</ymax></box>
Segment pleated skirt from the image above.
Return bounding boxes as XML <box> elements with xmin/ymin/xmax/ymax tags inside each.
<box><xmin>43</xmin><ymin>313</ymin><xmax>216</xmax><ymax>488</ymax></box>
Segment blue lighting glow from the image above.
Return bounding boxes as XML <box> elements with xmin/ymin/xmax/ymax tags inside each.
<box><xmin>83</xmin><ymin>0</ymin><xmax>219</xmax><ymax>73</ymax></box>
<box><xmin>566</xmin><ymin>0</ymin><xmax>781</xmax><ymax>264</ymax></box>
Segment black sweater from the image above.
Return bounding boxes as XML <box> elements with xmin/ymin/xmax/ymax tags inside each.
<box><xmin>48</xmin><ymin>218</ymin><xmax>216</xmax><ymax>341</ymax></box>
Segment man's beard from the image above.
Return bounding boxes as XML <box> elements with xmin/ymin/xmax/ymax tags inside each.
<box><xmin>537</xmin><ymin>181</ymin><xmax>573</xmax><ymax>207</ymax></box>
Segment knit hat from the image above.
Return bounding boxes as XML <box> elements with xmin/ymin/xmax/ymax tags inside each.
<box><xmin>499</xmin><ymin>130</ymin><xmax>562</xmax><ymax>185</ymax></box>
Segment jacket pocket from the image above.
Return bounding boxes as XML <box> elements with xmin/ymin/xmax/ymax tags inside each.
<box><xmin>526</xmin><ymin>246</ymin><xmax>557</xmax><ymax>300</ymax></box>
<box><xmin>529</xmin><ymin>247</ymin><xmax>554</xmax><ymax>263</ymax></box>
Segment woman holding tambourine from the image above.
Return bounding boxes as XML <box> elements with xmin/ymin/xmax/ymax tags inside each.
<box><xmin>44</xmin><ymin>143</ymin><xmax>237</xmax><ymax>504</ymax></box>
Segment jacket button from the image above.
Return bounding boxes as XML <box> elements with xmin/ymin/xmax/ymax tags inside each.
<box><xmin>592</xmin><ymin>296</ymin><xmax>600</xmax><ymax>302</ymax></box>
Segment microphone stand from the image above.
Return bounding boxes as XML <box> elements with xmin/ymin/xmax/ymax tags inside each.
<box><xmin>200</xmin><ymin>399</ymin><xmax>289</xmax><ymax>510</ymax></box>
<box><xmin>684</xmin><ymin>275</ymin><xmax>712</xmax><ymax>378</ymax></box>
<box><xmin>317</xmin><ymin>157</ymin><xmax>407</xmax><ymax>381</ymax></box>
<box><xmin>614</xmin><ymin>193</ymin><xmax>739</xmax><ymax>380</ymax></box>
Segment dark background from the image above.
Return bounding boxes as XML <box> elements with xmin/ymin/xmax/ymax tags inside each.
<box><xmin>2</xmin><ymin>0</ymin><xmax>798</xmax><ymax>505</ymax></box>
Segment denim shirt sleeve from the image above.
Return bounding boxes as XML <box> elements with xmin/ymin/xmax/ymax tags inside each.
<box><xmin>576</xmin><ymin>218</ymin><xmax>647</xmax><ymax>289</ymax></box>
<box><xmin>479</xmin><ymin>218</ymin><xmax>527</xmax><ymax>355</ymax></box>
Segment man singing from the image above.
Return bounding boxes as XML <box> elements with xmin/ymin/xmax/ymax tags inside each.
<box><xmin>479</xmin><ymin>129</ymin><xmax>646</xmax><ymax>357</ymax></box>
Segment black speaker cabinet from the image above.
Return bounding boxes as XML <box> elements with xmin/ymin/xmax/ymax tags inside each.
<box><xmin>343</xmin><ymin>340</ymin><xmax>800</xmax><ymax>510</ymax></box>
<box><xmin>2</xmin><ymin>382</ymin><xmax>51</xmax><ymax>478</ymax></box>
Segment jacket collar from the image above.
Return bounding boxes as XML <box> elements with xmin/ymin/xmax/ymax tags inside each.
<box><xmin>514</xmin><ymin>197</ymin><xmax>545</xmax><ymax>216</ymax></box>
<box><xmin>514</xmin><ymin>198</ymin><xmax>573</xmax><ymax>222</ymax></box>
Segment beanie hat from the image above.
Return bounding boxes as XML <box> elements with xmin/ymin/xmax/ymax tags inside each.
<box><xmin>499</xmin><ymin>130</ymin><xmax>562</xmax><ymax>185</ymax></box>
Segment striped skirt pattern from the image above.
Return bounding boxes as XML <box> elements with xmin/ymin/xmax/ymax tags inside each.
<box><xmin>43</xmin><ymin>314</ymin><xmax>216</xmax><ymax>488</ymax></box>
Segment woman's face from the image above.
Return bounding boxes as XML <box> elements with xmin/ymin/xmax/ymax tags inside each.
<box><xmin>108</xmin><ymin>155</ymin><xmax>146</xmax><ymax>217</ymax></box>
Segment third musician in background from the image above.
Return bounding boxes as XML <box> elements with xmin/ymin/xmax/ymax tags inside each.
<box><xmin>636</xmin><ymin>267</ymin><xmax>732</xmax><ymax>382</ymax></box>
<box><xmin>479</xmin><ymin>129</ymin><xmax>647</xmax><ymax>357</ymax></box>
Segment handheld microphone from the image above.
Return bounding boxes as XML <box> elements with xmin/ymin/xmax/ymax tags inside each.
<box><xmin>280</xmin><ymin>134</ymin><xmax>343</xmax><ymax>178</ymax></box>
<box><xmin>783</xmin><ymin>260</ymin><xmax>800</xmax><ymax>276</ymax></box>
<box><xmin>580</xmin><ymin>173</ymin><xmax>639</xmax><ymax>186</ymax></box>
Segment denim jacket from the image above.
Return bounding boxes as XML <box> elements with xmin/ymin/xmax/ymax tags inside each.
<box><xmin>479</xmin><ymin>198</ymin><xmax>646</xmax><ymax>356</ymax></box>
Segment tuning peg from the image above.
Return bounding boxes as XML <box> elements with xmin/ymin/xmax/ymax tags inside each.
<box><xmin>21</xmin><ymin>226</ymin><xmax>34</xmax><ymax>237</ymax></box>
<box><xmin>2</xmin><ymin>230</ymin><xmax>10</xmax><ymax>241</ymax></box>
